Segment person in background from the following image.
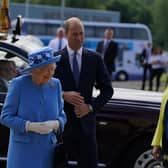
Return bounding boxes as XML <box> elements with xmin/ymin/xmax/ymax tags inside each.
<box><xmin>8</xmin><ymin>60</ymin><xmax>19</xmax><ymax>77</ymax></box>
<box><xmin>48</xmin><ymin>27</ymin><xmax>68</xmax><ymax>52</ymax></box>
<box><xmin>54</xmin><ymin>17</ymin><xmax>113</xmax><ymax>168</ymax></box>
<box><xmin>140</xmin><ymin>42</ymin><xmax>152</xmax><ymax>90</ymax></box>
<box><xmin>96</xmin><ymin>28</ymin><xmax>118</xmax><ymax>78</ymax></box>
<box><xmin>152</xmin><ymin>87</ymin><xmax>168</xmax><ymax>167</ymax></box>
<box><xmin>0</xmin><ymin>47</ymin><xmax>67</xmax><ymax>168</ymax></box>
<box><xmin>149</xmin><ymin>46</ymin><xmax>165</xmax><ymax>91</ymax></box>
<box><xmin>0</xmin><ymin>60</ymin><xmax>17</xmax><ymax>92</ymax></box>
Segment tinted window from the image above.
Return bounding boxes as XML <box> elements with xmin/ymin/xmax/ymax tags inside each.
<box><xmin>84</xmin><ymin>25</ymin><xmax>148</xmax><ymax>40</ymax></box>
<box><xmin>95</xmin><ymin>27</ymin><xmax>105</xmax><ymax>38</ymax></box>
<box><xmin>85</xmin><ymin>26</ymin><xmax>96</xmax><ymax>37</ymax></box>
<box><xmin>22</xmin><ymin>21</ymin><xmax>149</xmax><ymax>41</ymax></box>
<box><xmin>132</xmin><ymin>28</ymin><xmax>148</xmax><ymax>40</ymax></box>
<box><xmin>112</xmin><ymin>27</ymin><xmax>148</xmax><ymax>40</ymax></box>
<box><xmin>24</xmin><ymin>23</ymin><xmax>60</xmax><ymax>36</ymax></box>
<box><xmin>0</xmin><ymin>50</ymin><xmax>28</xmax><ymax>93</ymax></box>
<box><xmin>0</xmin><ymin>50</ymin><xmax>28</xmax><ymax>69</ymax></box>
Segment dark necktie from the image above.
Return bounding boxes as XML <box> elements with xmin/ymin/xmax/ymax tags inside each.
<box><xmin>72</xmin><ymin>52</ymin><xmax>80</xmax><ymax>86</ymax></box>
<box><xmin>104</xmin><ymin>40</ymin><xmax>109</xmax><ymax>51</ymax></box>
<box><xmin>58</xmin><ymin>39</ymin><xmax>62</xmax><ymax>50</ymax></box>
<box><xmin>102</xmin><ymin>40</ymin><xmax>109</xmax><ymax>59</ymax></box>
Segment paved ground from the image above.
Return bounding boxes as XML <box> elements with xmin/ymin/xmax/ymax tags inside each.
<box><xmin>112</xmin><ymin>80</ymin><xmax>167</xmax><ymax>92</ymax></box>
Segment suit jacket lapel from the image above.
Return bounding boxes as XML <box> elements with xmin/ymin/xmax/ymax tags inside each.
<box><xmin>100</xmin><ymin>41</ymin><xmax>104</xmax><ymax>53</ymax></box>
<box><xmin>78</xmin><ymin>49</ymin><xmax>87</xmax><ymax>88</ymax></box>
<box><xmin>61</xmin><ymin>48</ymin><xmax>75</xmax><ymax>82</ymax></box>
<box><xmin>61</xmin><ymin>48</ymin><xmax>71</xmax><ymax>69</ymax></box>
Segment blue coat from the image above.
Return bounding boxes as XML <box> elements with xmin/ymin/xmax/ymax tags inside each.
<box><xmin>0</xmin><ymin>75</ymin><xmax>66</xmax><ymax>168</ymax></box>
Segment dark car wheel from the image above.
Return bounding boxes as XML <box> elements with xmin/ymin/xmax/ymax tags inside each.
<box><xmin>134</xmin><ymin>149</ymin><xmax>162</xmax><ymax>168</ymax></box>
<box><xmin>115</xmin><ymin>71</ymin><xmax>128</xmax><ymax>81</ymax></box>
<box><xmin>119</xmin><ymin>137</ymin><xmax>162</xmax><ymax>168</ymax></box>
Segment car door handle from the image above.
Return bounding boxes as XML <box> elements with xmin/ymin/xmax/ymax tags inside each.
<box><xmin>98</xmin><ymin>121</ymin><xmax>108</xmax><ymax>125</ymax></box>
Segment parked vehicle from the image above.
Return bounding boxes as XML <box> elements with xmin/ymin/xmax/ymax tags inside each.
<box><xmin>0</xmin><ymin>33</ymin><xmax>163</xmax><ymax>168</ymax></box>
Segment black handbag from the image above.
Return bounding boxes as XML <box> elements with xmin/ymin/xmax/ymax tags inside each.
<box><xmin>54</xmin><ymin>134</ymin><xmax>68</xmax><ymax>168</ymax></box>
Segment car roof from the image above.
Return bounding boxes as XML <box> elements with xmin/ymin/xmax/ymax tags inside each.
<box><xmin>113</xmin><ymin>88</ymin><xmax>162</xmax><ymax>102</ymax></box>
<box><xmin>0</xmin><ymin>35</ymin><xmax>43</xmax><ymax>61</ymax></box>
<box><xmin>93</xmin><ymin>87</ymin><xmax>162</xmax><ymax>103</ymax></box>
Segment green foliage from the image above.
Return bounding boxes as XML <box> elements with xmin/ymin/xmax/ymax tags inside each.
<box><xmin>66</xmin><ymin>0</ymin><xmax>98</xmax><ymax>9</ymax></box>
<box><xmin>106</xmin><ymin>0</ymin><xmax>152</xmax><ymax>26</ymax></box>
<box><xmin>152</xmin><ymin>0</ymin><xmax>168</xmax><ymax>49</ymax></box>
<box><xmin>12</xmin><ymin>0</ymin><xmax>60</xmax><ymax>5</ymax></box>
<box><xmin>10</xmin><ymin>0</ymin><xmax>168</xmax><ymax>49</ymax></box>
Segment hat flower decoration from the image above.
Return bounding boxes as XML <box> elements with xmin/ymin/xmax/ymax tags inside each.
<box><xmin>23</xmin><ymin>47</ymin><xmax>61</xmax><ymax>72</ymax></box>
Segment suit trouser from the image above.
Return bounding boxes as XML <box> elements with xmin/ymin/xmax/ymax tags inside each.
<box><xmin>149</xmin><ymin>68</ymin><xmax>164</xmax><ymax>91</ymax></box>
<box><xmin>141</xmin><ymin>64</ymin><xmax>151</xmax><ymax>90</ymax></box>
<box><xmin>162</xmin><ymin>159</ymin><xmax>168</xmax><ymax>168</ymax></box>
<box><xmin>63</xmin><ymin>123</ymin><xmax>98</xmax><ymax>168</ymax></box>
<box><xmin>106</xmin><ymin>63</ymin><xmax>114</xmax><ymax>79</ymax></box>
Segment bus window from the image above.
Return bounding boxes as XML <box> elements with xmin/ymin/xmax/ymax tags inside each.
<box><xmin>45</xmin><ymin>24</ymin><xmax>59</xmax><ymax>36</ymax></box>
<box><xmin>132</xmin><ymin>28</ymin><xmax>148</xmax><ymax>40</ymax></box>
<box><xmin>26</xmin><ymin>23</ymin><xmax>45</xmax><ymax>35</ymax></box>
<box><xmin>114</xmin><ymin>27</ymin><xmax>131</xmax><ymax>39</ymax></box>
<box><xmin>85</xmin><ymin>26</ymin><xmax>95</xmax><ymax>37</ymax></box>
<box><xmin>22</xmin><ymin>22</ymin><xmax>60</xmax><ymax>36</ymax></box>
<box><xmin>95</xmin><ymin>27</ymin><xmax>105</xmax><ymax>38</ymax></box>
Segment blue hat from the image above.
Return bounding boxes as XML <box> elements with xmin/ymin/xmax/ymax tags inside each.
<box><xmin>22</xmin><ymin>47</ymin><xmax>61</xmax><ymax>72</ymax></box>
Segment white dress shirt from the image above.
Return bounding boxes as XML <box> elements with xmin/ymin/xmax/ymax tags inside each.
<box><xmin>48</xmin><ymin>37</ymin><xmax>67</xmax><ymax>52</ymax></box>
<box><xmin>149</xmin><ymin>54</ymin><xmax>165</xmax><ymax>69</ymax></box>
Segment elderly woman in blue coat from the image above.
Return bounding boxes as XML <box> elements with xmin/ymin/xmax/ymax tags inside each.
<box><xmin>0</xmin><ymin>47</ymin><xmax>66</xmax><ymax>168</ymax></box>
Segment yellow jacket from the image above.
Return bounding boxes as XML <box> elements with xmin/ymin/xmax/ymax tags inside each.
<box><xmin>152</xmin><ymin>87</ymin><xmax>168</xmax><ymax>147</ymax></box>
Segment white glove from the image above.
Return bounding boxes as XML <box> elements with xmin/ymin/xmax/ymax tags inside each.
<box><xmin>26</xmin><ymin>121</ymin><xmax>53</xmax><ymax>134</ymax></box>
<box><xmin>42</xmin><ymin>120</ymin><xmax>60</xmax><ymax>133</ymax></box>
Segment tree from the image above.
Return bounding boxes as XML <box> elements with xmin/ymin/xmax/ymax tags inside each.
<box><xmin>106</xmin><ymin>0</ymin><xmax>152</xmax><ymax>27</ymax></box>
<box><xmin>66</xmin><ymin>0</ymin><xmax>98</xmax><ymax>9</ymax></box>
<box><xmin>152</xmin><ymin>0</ymin><xmax>168</xmax><ymax>49</ymax></box>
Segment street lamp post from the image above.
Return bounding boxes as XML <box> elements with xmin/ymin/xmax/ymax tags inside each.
<box><xmin>60</xmin><ymin>0</ymin><xmax>65</xmax><ymax>26</ymax></box>
<box><xmin>25</xmin><ymin>0</ymin><xmax>29</xmax><ymax>18</ymax></box>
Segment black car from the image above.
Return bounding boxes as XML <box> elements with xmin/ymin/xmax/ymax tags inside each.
<box><xmin>0</xmin><ymin>34</ymin><xmax>163</xmax><ymax>168</ymax></box>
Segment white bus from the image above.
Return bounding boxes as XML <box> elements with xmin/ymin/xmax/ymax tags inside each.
<box><xmin>12</xmin><ymin>18</ymin><xmax>152</xmax><ymax>80</ymax></box>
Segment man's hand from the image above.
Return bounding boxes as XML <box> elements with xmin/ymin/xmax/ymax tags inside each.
<box><xmin>63</xmin><ymin>91</ymin><xmax>84</xmax><ymax>106</ymax></box>
<box><xmin>152</xmin><ymin>146</ymin><xmax>161</xmax><ymax>160</ymax></box>
<box><xmin>74</xmin><ymin>103</ymin><xmax>91</xmax><ymax>118</ymax></box>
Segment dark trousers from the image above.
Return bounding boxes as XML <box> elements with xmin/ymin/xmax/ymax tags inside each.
<box><xmin>162</xmin><ymin>158</ymin><xmax>168</xmax><ymax>168</ymax></box>
<box><xmin>106</xmin><ymin>63</ymin><xmax>115</xmax><ymax>79</ymax></box>
<box><xmin>149</xmin><ymin>68</ymin><xmax>164</xmax><ymax>91</ymax></box>
<box><xmin>141</xmin><ymin>64</ymin><xmax>151</xmax><ymax>90</ymax></box>
<box><xmin>63</xmin><ymin>122</ymin><xmax>98</xmax><ymax>168</ymax></box>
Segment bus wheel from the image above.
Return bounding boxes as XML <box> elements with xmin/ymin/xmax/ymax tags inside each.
<box><xmin>115</xmin><ymin>71</ymin><xmax>128</xmax><ymax>81</ymax></box>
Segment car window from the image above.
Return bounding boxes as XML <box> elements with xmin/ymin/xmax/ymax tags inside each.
<box><xmin>0</xmin><ymin>50</ymin><xmax>28</xmax><ymax>93</ymax></box>
<box><xmin>0</xmin><ymin>35</ymin><xmax>44</xmax><ymax>93</ymax></box>
<box><xmin>0</xmin><ymin>50</ymin><xmax>28</xmax><ymax>68</ymax></box>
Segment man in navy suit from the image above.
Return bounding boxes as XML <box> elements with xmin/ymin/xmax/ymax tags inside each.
<box><xmin>54</xmin><ymin>17</ymin><xmax>113</xmax><ymax>168</ymax></box>
<box><xmin>96</xmin><ymin>28</ymin><xmax>118</xmax><ymax>77</ymax></box>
